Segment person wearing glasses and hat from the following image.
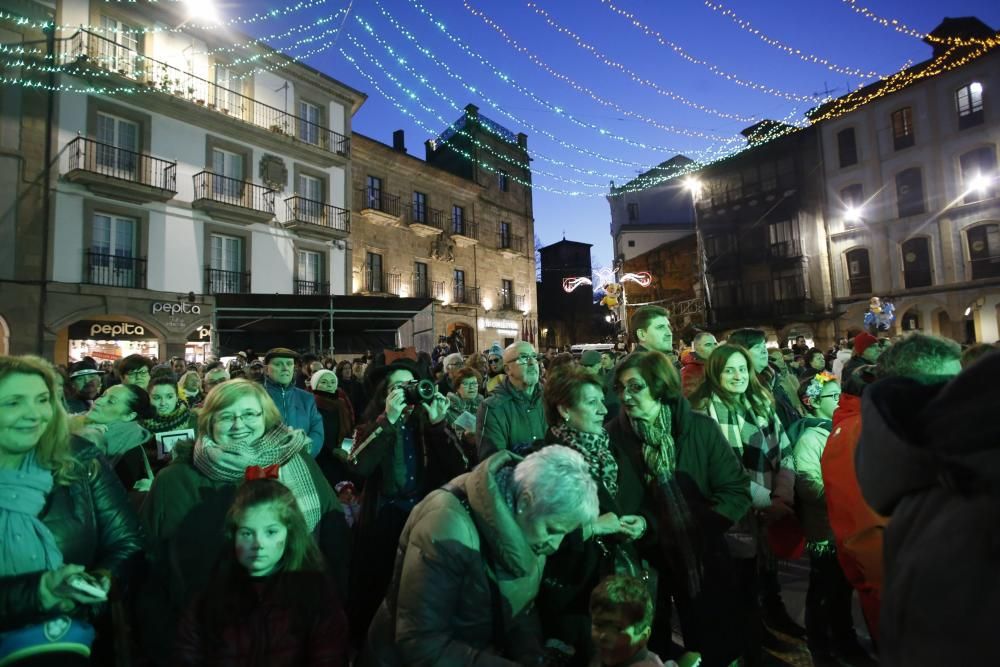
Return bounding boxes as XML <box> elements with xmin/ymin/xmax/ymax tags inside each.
<box><xmin>484</xmin><ymin>342</ymin><xmax>507</xmax><ymax>395</ymax></box>
<box><xmin>476</xmin><ymin>341</ymin><xmax>547</xmax><ymax>460</ymax></box>
<box><xmin>262</xmin><ymin>348</ymin><xmax>325</xmax><ymax>458</ymax></box>
<box><xmin>65</xmin><ymin>357</ymin><xmax>105</xmax><ymax>413</ymax></box>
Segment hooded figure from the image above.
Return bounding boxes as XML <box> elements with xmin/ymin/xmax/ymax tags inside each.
<box><xmin>856</xmin><ymin>351</ymin><xmax>1000</xmax><ymax>667</ymax></box>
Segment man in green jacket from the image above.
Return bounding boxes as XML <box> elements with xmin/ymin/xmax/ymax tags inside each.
<box><xmin>477</xmin><ymin>341</ymin><xmax>547</xmax><ymax>459</ymax></box>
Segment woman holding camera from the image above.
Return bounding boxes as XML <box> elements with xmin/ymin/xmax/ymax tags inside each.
<box><xmin>348</xmin><ymin>358</ymin><xmax>470</xmax><ymax>647</ymax></box>
<box><xmin>0</xmin><ymin>355</ymin><xmax>142</xmax><ymax>665</ymax></box>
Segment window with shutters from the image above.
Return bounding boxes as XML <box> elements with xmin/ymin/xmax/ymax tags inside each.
<box><xmin>891</xmin><ymin>107</ymin><xmax>915</xmax><ymax>150</ymax></box>
<box><xmin>837</xmin><ymin>128</ymin><xmax>858</xmax><ymax>168</ymax></box>
<box><xmin>956</xmin><ymin>82</ymin><xmax>984</xmax><ymax>130</ymax></box>
<box><xmin>901</xmin><ymin>237</ymin><xmax>932</xmax><ymax>288</ymax></box>
<box><xmin>895</xmin><ymin>167</ymin><xmax>925</xmax><ymax>218</ymax></box>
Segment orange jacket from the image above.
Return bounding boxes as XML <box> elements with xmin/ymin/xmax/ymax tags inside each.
<box><xmin>820</xmin><ymin>394</ymin><xmax>888</xmax><ymax>639</ymax></box>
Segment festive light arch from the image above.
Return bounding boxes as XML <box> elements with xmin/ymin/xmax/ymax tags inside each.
<box><xmin>837</xmin><ymin>0</ymin><xmax>1000</xmax><ymax>47</ymax></box>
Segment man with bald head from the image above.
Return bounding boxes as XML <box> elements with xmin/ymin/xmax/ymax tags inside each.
<box><xmin>681</xmin><ymin>331</ymin><xmax>717</xmax><ymax>396</ymax></box>
<box><xmin>476</xmin><ymin>340</ymin><xmax>547</xmax><ymax>460</ymax></box>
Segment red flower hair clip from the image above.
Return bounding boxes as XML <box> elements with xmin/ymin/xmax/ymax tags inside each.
<box><xmin>244</xmin><ymin>464</ymin><xmax>280</xmax><ymax>481</ymax></box>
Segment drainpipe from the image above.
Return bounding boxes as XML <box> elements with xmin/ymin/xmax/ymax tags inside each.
<box><xmin>36</xmin><ymin>21</ymin><xmax>56</xmax><ymax>355</ymax></box>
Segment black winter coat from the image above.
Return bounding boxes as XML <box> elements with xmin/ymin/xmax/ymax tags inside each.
<box><xmin>0</xmin><ymin>440</ymin><xmax>143</xmax><ymax>629</ymax></box>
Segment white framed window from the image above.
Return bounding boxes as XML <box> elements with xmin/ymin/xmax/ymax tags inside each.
<box><xmin>298</xmin><ymin>100</ymin><xmax>320</xmax><ymax>145</ymax></box>
<box><xmin>211</xmin><ymin>148</ymin><xmax>244</xmax><ymax>200</ymax></box>
<box><xmin>214</xmin><ymin>65</ymin><xmax>240</xmax><ymax>116</ymax></box>
<box><xmin>95</xmin><ymin>111</ymin><xmax>138</xmax><ymax>176</ymax></box>
<box><xmin>99</xmin><ymin>15</ymin><xmax>139</xmax><ymax>75</ymax></box>
<box><xmin>91</xmin><ymin>212</ymin><xmax>137</xmax><ymax>286</ymax></box>
<box><xmin>297</xmin><ymin>249</ymin><xmax>323</xmax><ymax>291</ymax></box>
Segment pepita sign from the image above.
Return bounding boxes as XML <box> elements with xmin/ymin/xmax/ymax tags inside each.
<box><xmin>152</xmin><ymin>302</ymin><xmax>202</xmax><ymax>315</ymax></box>
<box><xmin>89</xmin><ymin>322</ymin><xmax>146</xmax><ymax>337</ymax></box>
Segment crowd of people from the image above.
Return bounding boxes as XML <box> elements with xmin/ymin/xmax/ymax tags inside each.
<box><xmin>1</xmin><ymin>311</ymin><xmax>997</xmax><ymax>667</ymax></box>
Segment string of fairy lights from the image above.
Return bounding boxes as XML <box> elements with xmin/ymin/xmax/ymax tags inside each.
<box><xmin>837</xmin><ymin>0</ymin><xmax>1000</xmax><ymax>46</ymax></box>
<box><xmin>461</xmin><ymin>0</ymin><xmax>757</xmax><ymax>123</ymax></box>
<box><xmin>699</xmin><ymin>0</ymin><xmax>901</xmax><ymax>80</ymax></box>
<box><xmin>586</xmin><ymin>0</ymin><xmax>818</xmax><ymax>103</ymax></box>
<box><xmin>0</xmin><ymin>0</ymin><xmax>995</xmax><ymax>198</ymax></box>
<box><xmin>350</xmin><ymin>8</ymin><xmax>742</xmax><ymax>172</ymax></box>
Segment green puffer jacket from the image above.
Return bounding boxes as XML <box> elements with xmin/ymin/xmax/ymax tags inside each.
<box><xmin>476</xmin><ymin>379</ymin><xmax>547</xmax><ymax>460</ymax></box>
<box><xmin>364</xmin><ymin>451</ymin><xmax>544</xmax><ymax>667</ymax></box>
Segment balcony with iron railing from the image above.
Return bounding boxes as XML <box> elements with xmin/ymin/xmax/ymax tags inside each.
<box><xmin>294</xmin><ymin>279</ymin><xmax>329</xmax><ymax>296</ymax></box>
<box><xmin>497</xmin><ymin>232</ymin><xmax>525</xmax><ymax>257</ymax></box>
<box><xmin>192</xmin><ymin>171</ymin><xmax>276</xmax><ymax>224</ymax></box>
<box><xmin>205</xmin><ymin>267</ymin><xmax>251</xmax><ymax>294</ymax></box>
<box><xmin>65</xmin><ymin>136</ymin><xmax>177</xmax><ymax>202</ymax></box>
<box><xmin>406</xmin><ymin>205</ymin><xmax>445</xmax><ymax>237</ymax></box>
<box><xmin>64</xmin><ymin>30</ymin><xmax>350</xmax><ymax>160</ymax></box>
<box><xmin>412</xmin><ymin>277</ymin><xmax>431</xmax><ymax>299</ymax></box>
<box><xmin>356</xmin><ymin>187</ymin><xmax>403</xmax><ymax>226</ymax></box>
<box><xmin>773</xmin><ymin>297</ymin><xmax>809</xmax><ymax>317</ymax></box>
<box><xmin>84</xmin><ymin>251</ymin><xmax>147</xmax><ymax>289</ymax></box>
<box><xmin>283</xmin><ymin>197</ymin><xmax>350</xmax><ymax>240</ymax></box>
<box><xmin>432</xmin><ymin>281</ymin><xmax>446</xmax><ymax>300</ymax></box>
<box><xmin>451</xmin><ymin>219</ymin><xmax>479</xmax><ymax>247</ymax></box>
<box><xmin>497</xmin><ymin>290</ymin><xmax>527</xmax><ymax>312</ymax></box>
<box><xmin>453</xmin><ymin>284</ymin><xmax>480</xmax><ymax>305</ymax></box>
<box><xmin>363</xmin><ymin>269</ymin><xmax>402</xmax><ymax>295</ymax></box>
<box><xmin>970</xmin><ymin>255</ymin><xmax>1000</xmax><ymax>280</ymax></box>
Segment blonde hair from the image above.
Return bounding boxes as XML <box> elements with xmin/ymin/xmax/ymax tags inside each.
<box><xmin>197</xmin><ymin>379</ymin><xmax>283</xmax><ymax>438</ymax></box>
<box><xmin>0</xmin><ymin>355</ymin><xmax>78</xmax><ymax>485</ymax></box>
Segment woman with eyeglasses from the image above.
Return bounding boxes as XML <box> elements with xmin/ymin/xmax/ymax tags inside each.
<box><xmin>605</xmin><ymin>351</ymin><xmax>751</xmax><ymax>667</ymax></box>
<box><xmin>135</xmin><ymin>379</ymin><xmax>350</xmax><ymax>666</ymax></box>
<box><xmin>790</xmin><ymin>372</ymin><xmax>853</xmax><ymax>666</ymax></box>
<box><xmin>688</xmin><ymin>343</ymin><xmax>797</xmax><ymax>666</ymax></box>
<box><xmin>445</xmin><ymin>367</ymin><xmax>484</xmax><ymax>447</ymax></box>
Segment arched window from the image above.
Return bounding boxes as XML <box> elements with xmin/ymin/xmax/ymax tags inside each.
<box><xmin>967</xmin><ymin>224</ymin><xmax>1000</xmax><ymax>280</ymax></box>
<box><xmin>902</xmin><ymin>237</ymin><xmax>933</xmax><ymax>288</ymax></box>
<box><xmin>845</xmin><ymin>248</ymin><xmax>871</xmax><ymax>295</ymax></box>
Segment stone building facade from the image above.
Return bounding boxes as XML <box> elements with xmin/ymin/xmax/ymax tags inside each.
<box><xmin>349</xmin><ymin>105</ymin><xmax>537</xmax><ymax>354</ymax></box>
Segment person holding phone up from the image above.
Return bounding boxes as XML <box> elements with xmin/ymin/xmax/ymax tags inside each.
<box><xmin>0</xmin><ymin>355</ymin><xmax>142</xmax><ymax>665</ymax></box>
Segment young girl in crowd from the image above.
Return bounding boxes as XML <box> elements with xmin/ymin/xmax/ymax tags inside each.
<box><xmin>174</xmin><ymin>476</ymin><xmax>348</xmax><ymax>666</ymax></box>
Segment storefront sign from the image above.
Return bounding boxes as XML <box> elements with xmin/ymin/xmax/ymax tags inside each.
<box><xmin>152</xmin><ymin>302</ymin><xmax>202</xmax><ymax>315</ymax></box>
<box><xmin>187</xmin><ymin>325</ymin><xmax>212</xmax><ymax>341</ymax></box>
<box><xmin>479</xmin><ymin>318</ymin><xmax>519</xmax><ymax>331</ymax></box>
<box><xmin>68</xmin><ymin>320</ymin><xmax>151</xmax><ymax>341</ymax></box>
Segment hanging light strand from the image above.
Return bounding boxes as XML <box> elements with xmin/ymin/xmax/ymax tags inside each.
<box><xmin>700</xmin><ymin>0</ymin><xmax>897</xmax><ymax>80</ymax></box>
<box><xmin>462</xmin><ymin>0</ymin><xmax>757</xmax><ymax>123</ymax></box>
<box><xmin>591</xmin><ymin>0</ymin><xmax>828</xmax><ymax>102</ymax></box>
<box><xmin>392</xmin><ymin>0</ymin><xmax>738</xmax><ymax>144</ymax></box>
<box><xmin>837</xmin><ymin>0</ymin><xmax>1000</xmax><ymax>47</ymax></box>
<box><xmin>352</xmin><ymin>12</ymin><xmax>723</xmax><ymax>173</ymax></box>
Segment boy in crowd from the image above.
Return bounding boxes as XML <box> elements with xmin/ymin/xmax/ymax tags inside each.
<box><xmin>590</xmin><ymin>575</ymin><xmax>679</xmax><ymax>667</ymax></box>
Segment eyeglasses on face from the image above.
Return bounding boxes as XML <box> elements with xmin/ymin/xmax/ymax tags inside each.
<box><xmin>512</xmin><ymin>354</ymin><xmax>541</xmax><ymax>365</ymax></box>
<box><xmin>216</xmin><ymin>410</ymin><xmax>264</xmax><ymax>428</ymax></box>
<box><xmin>126</xmin><ymin>368</ymin><xmax>150</xmax><ymax>378</ymax></box>
<box><xmin>614</xmin><ymin>381</ymin><xmax>648</xmax><ymax>395</ymax></box>
<box><xmin>820</xmin><ymin>392</ymin><xmax>841</xmax><ymax>401</ymax></box>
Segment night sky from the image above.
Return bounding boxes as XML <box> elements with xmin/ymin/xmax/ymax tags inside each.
<box><xmin>223</xmin><ymin>0</ymin><xmax>1000</xmax><ymax>268</ymax></box>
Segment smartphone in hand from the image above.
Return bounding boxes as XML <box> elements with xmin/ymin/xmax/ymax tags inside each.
<box><xmin>65</xmin><ymin>573</ymin><xmax>108</xmax><ymax>601</ymax></box>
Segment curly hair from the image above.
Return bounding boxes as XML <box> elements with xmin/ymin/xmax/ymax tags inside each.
<box><xmin>0</xmin><ymin>355</ymin><xmax>77</xmax><ymax>485</ymax></box>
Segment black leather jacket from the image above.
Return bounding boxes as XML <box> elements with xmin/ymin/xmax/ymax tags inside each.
<box><xmin>0</xmin><ymin>440</ymin><xmax>143</xmax><ymax>629</ymax></box>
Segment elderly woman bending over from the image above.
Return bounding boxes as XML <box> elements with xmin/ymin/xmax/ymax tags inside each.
<box><xmin>364</xmin><ymin>445</ymin><xmax>599</xmax><ymax>666</ymax></box>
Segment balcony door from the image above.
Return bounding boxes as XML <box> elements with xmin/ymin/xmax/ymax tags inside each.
<box><xmin>99</xmin><ymin>15</ymin><xmax>139</xmax><ymax>76</ymax></box>
<box><xmin>902</xmin><ymin>237</ymin><xmax>932</xmax><ymax>288</ymax></box>
<box><xmin>91</xmin><ymin>213</ymin><xmax>136</xmax><ymax>286</ymax></box>
<box><xmin>297</xmin><ymin>250</ymin><xmax>323</xmax><ymax>294</ymax></box>
<box><xmin>366</xmin><ymin>252</ymin><xmax>383</xmax><ymax>292</ymax></box>
<box><xmin>210</xmin><ymin>233</ymin><xmax>243</xmax><ymax>293</ymax></box>
<box><xmin>95</xmin><ymin>112</ymin><xmax>138</xmax><ymax>178</ymax></box>
<box><xmin>211</xmin><ymin>148</ymin><xmax>244</xmax><ymax>202</ymax></box>
<box><xmin>297</xmin><ymin>174</ymin><xmax>323</xmax><ymax>224</ymax></box>
<box><xmin>968</xmin><ymin>224</ymin><xmax>1000</xmax><ymax>279</ymax></box>
<box><xmin>366</xmin><ymin>176</ymin><xmax>382</xmax><ymax>211</ymax></box>
<box><xmin>214</xmin><ymin>65</ymin><xmax>241</xmax><ymax>116</ymax></box>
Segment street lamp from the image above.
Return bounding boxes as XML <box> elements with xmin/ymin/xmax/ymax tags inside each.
<box><xmin>181</xmin><ymin>0</ymin><xmax>220</xmax><ymax>25</ymax></box>
<box><xmin>844</xmin><ymin>205</ymin><xmax>863</xmax><ymax>223</ymax></box>
<box><xmin>966</xmin><ymin>173</ymin><xmax>993</xmax><ymax>197</ymax></box>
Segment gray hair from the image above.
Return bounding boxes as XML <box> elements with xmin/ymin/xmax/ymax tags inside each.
<box><xmin>876</xmin><ymin>332</ymin><xmax>961</xmax><ymax>381</ymax></box>
<box><xmin>512</xmin><ymin>445</ymin><xmax>599</xmax><ymax>527</ymax></box>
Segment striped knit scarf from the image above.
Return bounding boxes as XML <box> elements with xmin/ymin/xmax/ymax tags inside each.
<box><xmin>140</xmin><ymin>403</ymin><xmax>193</xmax><ymax>434</ymax></box>
<box><xmin>192</xmin><ymin>424</ymin><xmax>321</xmax><ymax>530</ymax></box>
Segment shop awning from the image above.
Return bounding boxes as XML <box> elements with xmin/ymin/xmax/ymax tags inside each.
<box><xmin>212</xmin><ymin>294</ymin><xmax>434</xmax><ymax>356</ymax></box>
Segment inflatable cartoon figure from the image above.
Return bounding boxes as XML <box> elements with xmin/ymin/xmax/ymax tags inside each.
<box><xmin>863</xmin><ymin>296</ymin><xmax>895</xmax><ymax>332</ymax></box>
<box><xmin>600</xmin><ymin>282</ymin><xmax>622</xmax><ymax>311</ymax></box>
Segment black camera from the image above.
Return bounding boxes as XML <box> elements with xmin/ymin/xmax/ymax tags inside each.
<box><xmin>401</xmin><ymin>379</ymin><xmax>436</xmax><ymax>404</ymax></box>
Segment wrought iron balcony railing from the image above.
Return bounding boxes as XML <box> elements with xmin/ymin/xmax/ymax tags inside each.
<box><xmin>68</xmin><ymin>136</ymin><xmax>176</xmax><ymax>192</ymax></box>
<box><xmin>285</xmin><ymin>197</ymin><xmax>350</xmax><ymax>233</ymax></box>
<box><xmin>357</xmin><ymin>187</ymin><xmax>402</xmax><ymax>217</ymax></box>
<box><xmin>294</xmin><ymin>279</ymin><xmax>329</xmax><ymax>295</ymax></box>
<box><xmin>205</xmin><ymin>267</ymin><xmax>250</xmax><ymax>294</ymax></box>
<box><xmin>66</xmin><ymin>29</ymin><xmax>349</xmax><ymax>156</ymax></box>
<box><xmin>193</xmin><ymin>171</ymin><xmax>275</xmax><ymax>214</ymax></box>
<box><xmin>84</xmin><ymin>251</ymin><xmax>146</xmax><ymax>289</ymax></box>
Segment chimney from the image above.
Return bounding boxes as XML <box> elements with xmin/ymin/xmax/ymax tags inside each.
<box><xmin>392</xmin><ymin>129</ymin><xmax>406</xmax><ymax>153</ymax></box>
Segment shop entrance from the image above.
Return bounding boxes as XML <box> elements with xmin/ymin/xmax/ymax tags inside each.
<box><xmin>67</xmin><ymin>319</ymin><xmax>160</xmax><ymax>362</ymax></box>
